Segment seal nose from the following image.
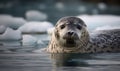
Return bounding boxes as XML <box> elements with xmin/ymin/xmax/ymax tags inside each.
<box><xmin>63</xmin><ymin>31</ymin><xmax>78</xmax><ymax>39</ymax></box>
<box><xmin>67</xmin><ymin>31</ymin><xmax>74</xmax><ymax>36</ymax></box>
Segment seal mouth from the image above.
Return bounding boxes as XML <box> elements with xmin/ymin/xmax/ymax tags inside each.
<box><xmin>66</xmin><ymin>39</ymin><xmax>75</xmax><ymax>44</ymax></box>
<box><xmin>65</xmin><ymin>39</ymin><xmax>76</xmax><ymax>47</ymax></box>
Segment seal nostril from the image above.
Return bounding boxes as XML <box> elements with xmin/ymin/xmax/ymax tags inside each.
<box><xmin>68</xmin><ymin>32</ymin><xmax>74</xmax><ymax>35</ymax></box>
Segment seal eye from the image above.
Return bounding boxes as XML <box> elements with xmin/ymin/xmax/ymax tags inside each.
<box><xmin>60</xmin><ymin>24</ymin><xmax>65</xmax><ymax>29</ymax></box>
<box><xmin>76</xmin><ymin>24</ymin><xmax>82</xmax><ymax>30</ymax></box>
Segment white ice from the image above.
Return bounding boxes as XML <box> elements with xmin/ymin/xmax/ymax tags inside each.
<box><xmin>25</xmin><ymin>10</ymin><xmax>48</xmax><ymax>21</ymax></box>
<box><xmin>77</xmin><ymin>15</ymin><xmax>120</xmax><ymax>31</ymax></box>
<box><xmin>47</xmin><ymin>15</ymin><xmax>120</xmax><ymax>35</ymax></box>
<box><xmin>95</xmin><ymin>25</ymin><xmax>120</xmax><ymax>31</ymax></box>
<box><xmin>0</xmin><ymin>14</ymin><xmax>26</xmax><ymax>29</ymax></box>
<box><xmin>0</xmin><ymin>25</ymin><xmax>7</xmax><ymax>34</ymax></box>
<box><xmin>22</xmin><ymin>35</ymin><xmax>37</xmax><ymax>46</ymax></box>
<box><xmin>0</xmin><ymin>27</ymin><xmax>22</xmax><ymax>41</ymax></box>
<box><xmin>10</xmin><ymin>17</ymin><xmax>26</xmax><ymax>29</ymax></box>
<box><xmin>19</xmin><ymin>21</ymin><xmax>54</xmax><ymax>33</ymax></box>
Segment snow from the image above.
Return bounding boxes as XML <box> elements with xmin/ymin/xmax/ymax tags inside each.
<box><xmin>0</xmin><ymin>25</ymin><xmax>7</xmax><ymax>34</ymax></box>
<box><xmin>0</xmin><ymin>27</ymin><xmax>22</xmax><ymax>41</ymax></box>
<box><xmin>0</xmin><ymin>15</ymin><xmax>26</xmax><ymax>29</ymax></box>
<box><xmin>77</xmin><ymin>15</ymin><xmax>120</xmax><ymax>31</ymax></box>
<box><xmin>26</xmin><ymin>10</ymin><xmax>48</xmax><ymax>21</ymax></box>
<box><xmin>19</xmin><ymin>21</ymin><xmax>54</xmax><ymax>33</ymax></box>
<box><xmin>22</xmin><ymin>35</ymin><xmax>37</xmax><ymax>46</ymax></box>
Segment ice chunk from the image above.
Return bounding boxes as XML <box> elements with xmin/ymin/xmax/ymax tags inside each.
<box><xmin>22</xmin><ymin>35</ymin><xmax>37</xmax><ymax>46</ymax></box>
<box><xmin>9</xmin><ymin>17</ymin><xmax>26</xmax><ymax>29</ymax></box>
<box><xmin>26</xmin><ymin>10</ymin><xmax>47</xmax><ymax>21</ymax></box>
<box><xmin>77</xmin><ymin>15</ymin><xmax>120</xmax><ymax>31</ymax></box>
<box><xmin>0</xmin><ymin>14</ymin><xmax>12</xmax><ymax>18</ymax></box>
<box><xmin>0</xmin><ymin>15</ymin><xmax>26</xmax><ymax>29</ymax></box>
<box><xmin>0</xmin><ymin>15</ymin><xmax>13</xmax><ymax>27</ymax></box>
<box><xmin>0</xmin><ymin>27</ymin><xmax>22</xmax><ymax>41</ymax></box>
<box><xmin>0</xmin><ymin>25</ymin><xmax>7</xmax><ymax>34</ymax></box>
<box><xmin>95</xmin><ymin>25</ymin><xmax>120</xmax><ymax>31</ymax></box>
<box><xmin>19</xmin><ymin>21</ymin><xmax>54</xmax><ymax>34</ymax></box>
<box><xmin>37</xmin><ymin>40</ymin><xmax>44</xmax><ymax>45</ymax></box>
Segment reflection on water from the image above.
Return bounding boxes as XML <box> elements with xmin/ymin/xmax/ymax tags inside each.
<box><xmin>50</xmin><ymin>53</ymin><xmax>91</xmax><ymax>67</ymax></box>
<box><xmin>50</xmin><ymin>53</ymin><xmax>120</xmax><ymax>67</ymax></box>
<box><xmin>0</xmin><ymin>52</ymin><xmax>120</xmax><ymax>71</ymax></box>
<box><xmin>0</xmin><ymin>34</ymin><xmax>120</xmax><ymax>71</ymax></box>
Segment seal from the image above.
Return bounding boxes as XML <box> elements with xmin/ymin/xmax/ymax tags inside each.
<box><xmin>46</xmin><ymin>16</ymin><xmax>120</xmax><ymax>53</ymax></box>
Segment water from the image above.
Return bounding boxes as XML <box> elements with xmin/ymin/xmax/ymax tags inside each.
<box><xmin>0</xmin><ymin>34</ymin><xmax>120</xmax><ymax>71</ymax></box>
<box><xmin>0</xmin><ymin>52</ymin><xmax>120</xmax><ymax>71</ymax></box>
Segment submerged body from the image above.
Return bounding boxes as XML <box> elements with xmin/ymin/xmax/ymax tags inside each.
<box><xmin>46</xmin><ymin>17</ymin><xmax>120</xmax><ymax>53</ymax></box>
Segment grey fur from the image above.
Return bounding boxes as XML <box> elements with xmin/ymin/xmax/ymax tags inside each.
<box><xmin>46</xmin><ymin>16</ymin><xmax>120</xmax><ymax>53</ymax></box>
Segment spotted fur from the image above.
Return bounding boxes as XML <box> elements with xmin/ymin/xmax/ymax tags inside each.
<box><xmin>45</xmin><ymin>17</ymin><xmax>120</xmax><ymax>53</ymax></box>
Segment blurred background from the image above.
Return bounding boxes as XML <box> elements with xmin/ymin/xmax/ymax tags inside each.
<box><xmin>0</xmin><ymin>0</ymin><xmax>120</xmax><ymax>23</ymax></box>
<box><xmin>0</xmin><ymin>0</ymin><xmax>120</xmax><ymax>47</ymax></box>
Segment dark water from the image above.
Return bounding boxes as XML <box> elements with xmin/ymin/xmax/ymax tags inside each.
<box><xmin>0</xmin><ymin>51</ymin><xmax>120</xmax><ymax>71</ymax></box>
<box><xmin>0</xmin><ymin>34</ymin><xmax>120</xmax><ymax>71</ymax></box>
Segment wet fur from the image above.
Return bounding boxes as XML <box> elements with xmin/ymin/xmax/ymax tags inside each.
<box><xmin>46</xmin><ymin>17</ymin><xmax>120</xmax><ymax>53</ymax></box>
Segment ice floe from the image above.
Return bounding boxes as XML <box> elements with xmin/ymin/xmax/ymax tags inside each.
<box><xmin>10</xmin><ymin>17</ymin><xmax>26</xmax><ymax>29</ymax></box>
<box><xmin>0</xmin><ymin>27</ymin><xmax>22</xmax><ymax>41</ymax></box>
<box><xmin>0</xmin><ymin>25</ymin><xmax>7</xmax><ymax>34</ymax></box>
<box><xmin>25</xmin><ymin>10</ymin><xmax>47</xmax><ymax>21</ymax></box>
<box><xmin>0</xmin><ymin>15</ymin><xmax>26</xmax><ymax>29</ymax></box>
<box><xmin>46</xmin><ymin>15</ymin><xmax>120</xmax><ymax>34</ymax></box>
<box><xmin>77</xmin><ymin>15</ymin><xmax>120</xmax><ymax>31</ymax></box>
<box><xmin>95</xmin><ymin>25</ymin><xmax>120</xmax><ymax>31</ymax></box>
<box><xmin>22</xmin><ymin>35</ymin><xmax>37</xmax><ymax>46</ymax></box>
<box><xmin>0</xmin><ymin>41</ymin><xmax>22</xmax><ymax>46</ymax></box>
<box><xmin>19</xmin><ymin>21</ymin><xmax>54</xmax><ymax>34</ymax></box>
